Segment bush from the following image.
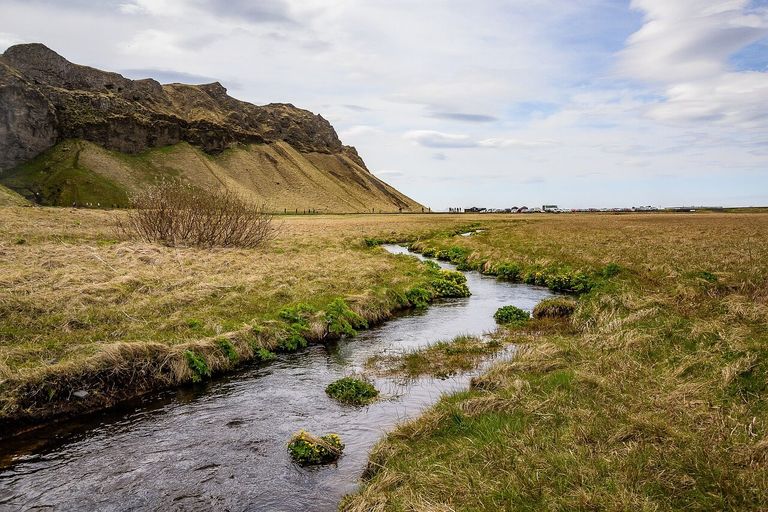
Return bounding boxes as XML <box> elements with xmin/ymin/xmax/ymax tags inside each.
<box><xmin>494</xmin><ymin>305</ymin><xmax>530</xmax><ymax>325</ymax></box>
<box><xmin>532</xmin><ymin>297</ymin><xmax>577</xmax><ymax>319</ymax></box>
<box><xmin>184</xmin><ymin>350</ymin><xmax>210</xmax><ymax>382</ymax></box>
<box><xmin>287</xmin><ymin>431</ymin><xmax>344</xmax><ymax>465</ymax></box>
<box><xmin>119</xmin><ymin>181</ymin><xmax>278</xmax><ymax>248</ymax></box>
<box><xmin>326</xmin><ymin>376</ymin><xmax>379</xmax><ymax>404</ymax></box>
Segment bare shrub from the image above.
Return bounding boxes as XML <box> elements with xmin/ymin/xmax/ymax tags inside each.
<box><xmin>119</xmin><ymin>182</ymin><xmax>278</xmax><ymax>248</ymax></box>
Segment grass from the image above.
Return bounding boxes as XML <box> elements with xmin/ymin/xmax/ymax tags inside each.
<box><xmin>343</xmin><ymin>212</ymin><xmax>768</xmax><ymax>511</ymax></box>
<box><xmin>0</xmin><ymin>139</ymin><xmax>423</xmax><ymax>212</ymax></box>
<box><xmin>326</xmin><ymin>376</ymin><xmax>379</xmax><ymax>405</ymax></box>
<box><xmin>0</xmin><ymin>208</ymin><xmax>485</xmax><ymax>429</ymax></box>
<box><xmin>366</xmin><ymin>335</ymin><xmax>507</xmax><ymax>379</ymax></box>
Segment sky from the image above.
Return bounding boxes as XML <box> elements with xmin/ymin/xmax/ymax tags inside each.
<box><xmin>1</xmin><ymin>0</ymin><xmax>767</xmax><ymax>210</ymax></box>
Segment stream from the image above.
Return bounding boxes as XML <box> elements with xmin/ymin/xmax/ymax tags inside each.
<box><xmin>0</xmin><ymin>245</ymin><xmax>555</xmax><ymax>511</ymax></box>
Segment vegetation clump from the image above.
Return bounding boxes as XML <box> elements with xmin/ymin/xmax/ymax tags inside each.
<box><xmin>287</xmin><ymin>430</ymin><xmax>344</xmax><ymax>465</ymax></box>
<box><xmin>277</xmin><ymin>303</ymin><xmax>316</xmax><ymax>351</ymax></box>
<box><xmin>405</xmin><ymin>287</ymin><xmax>432</xmax><ymax>308</ymax></box>
<box><xmin>494</xmin><ymin>305</ymin><xmax>531</xmax><ymax>325</ymax></box>
<box><xmin>325</xmin><ymin>298</ymin><xmax>368</xmax><ymax>338</ymax></box>
<box><xmin>326</xmin><ymin>376</ymin><xmax>379</xmax><ymax>405</ymax></box>
<box><xmin>423</xmin><ymin>261</ymin><xmax>471</xmax><ymax>298</ymax></box>
<box><xmin>183</xmin><ymin>350</ymin><xmax>211</xmax><ymax>382</ymax></box>
<box><xmin>366</xmin><ymin>335</ymin><xmax>503</xmax><ymax>378</ymax></box>
<box><xmin>215</xmin><ymin>337</ymin><xmax>239</xmax><ymax>362</ymax></box>
<box><xmin>119</xmin><ymin>181</ymin><xmax>277</xmax><ymax>248</ymax></box>
<box><xmin>532</xmin><ymin>297</ymin><xmax>577</xmax><ymax>319</ymax></box>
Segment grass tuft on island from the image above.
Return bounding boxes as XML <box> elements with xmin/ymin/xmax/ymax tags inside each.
<box><xmin>326</xmin><ymin>376</ymin><xmax>379</xmax><ymax>405</ymax></box>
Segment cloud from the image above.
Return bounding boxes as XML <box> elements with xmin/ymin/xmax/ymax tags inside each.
<box><xmin>428</xmin><ymin>112</ymin><xmax>498</xmax><ymax>123</ymax></box>
<box><xmin>403</xmin><ymin>130</ymin><xmax>476</xmax><ymax>148</ymax></box>
<box><xmin>339</xmin><ymin>125</ymin><xmax>379</xmax><ymax>138</ymax></box>
<box><xmin>120</xmin><ymin>68</ymin><xmax>220</xmax><ymax>84</ymax></box>
<box><xmin>477</xmin><ymin>138</ymin><xmax>555</xmax><ymax>148</ymax></box>
<box><xmin>619</xmin><ymin>0</ymin><xmax>768</xmax><ymax>82</ymax></box>
<box><xmin>432</xmin><ymin>152</ymin><xmax>447</xmax><ymax>160</ymax></box>
<box><xmin>404</xmin><ymin>130</ymin><xmax>555</xmax><ymax>149</ymax></box>
<box><xmin>619</xmin><ymin>0</ymin><xmax>768</xmax><ymax>127</ymax></box>
<box><xmin>342</xmin><ymin>104</ymin><xmax>371</xmax><ymax>112</ymax></box>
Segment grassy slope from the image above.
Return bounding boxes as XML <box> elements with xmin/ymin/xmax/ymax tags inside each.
<box><xmin>0</xmin><ymin>140</ymin><xmax>424</xmax><ymax>212</ymax></box>
<box><xmin>344</xmin><ymin>213</ymin><xmax>768</xmax><ymax>511</ymax></box>
<box><xmin>0</xmin><ymin>184</ymin><xmax>28</xmax><ymax>206</ymax></box>
<box><xmin>0</xmin><ymin>209</ymin><xmax>473</xmax><ymax>426</ymax></box>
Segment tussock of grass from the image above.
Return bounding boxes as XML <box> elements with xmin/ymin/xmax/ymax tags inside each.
<box><xmin>344</xmin><ymin>212</ymin><xmax>768</xmax><ymax>511</ymax></box>
<box><xmin>326</xmin><ymin>376</ymin><xmax>379</xmax><ymax>405</ymax></box>
<box><xmin>532</xmin><ymin>296</ymin><xmax>577</xmax><ymax>319</ymax></box>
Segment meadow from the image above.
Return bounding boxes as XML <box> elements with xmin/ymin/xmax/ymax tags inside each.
<box><xmin>3</xmin><ymin>208</ymin><xmax>767</xmax><ymax>511</ymax></box>
<box><xmin>343</xmin><ymin>212</ymin><xmax>768</xmax><ymax>511</ymax></box>
<box><xmin>0</xmin><ymin>207</ymin><xmax>476</xmax><ymax>430</ymax></box>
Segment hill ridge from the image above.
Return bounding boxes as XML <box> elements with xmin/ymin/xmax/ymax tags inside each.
<box><xmin>0</xmin><ymin>43</ymin><xmax>423</xmax><ymax>212</ymax></box>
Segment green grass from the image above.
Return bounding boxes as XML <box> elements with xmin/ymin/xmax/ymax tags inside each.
<box><xmin>325</xmin><ymin>376</ymin><xmax>379</xmax><ymax>405</ymax></box>
<box><xmin>366</xmin><ymin>335</ymin><xmax>505</xmax><ymax>379</ymax></box>
<box><xmin>1</xmin><ymin>142</ymin><xmax>129</xmax><ymax>207</ymax></box>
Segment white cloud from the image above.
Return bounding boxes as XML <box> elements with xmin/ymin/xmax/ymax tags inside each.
<box><xmin>403</xmin><ymin>130</ymin><xmax>475</xmax><ymax>148</ymax></box>
<box><xmin>619</xmin><ymin>0</ymin><xmax>768</xmax><ymax>127</ymax></box>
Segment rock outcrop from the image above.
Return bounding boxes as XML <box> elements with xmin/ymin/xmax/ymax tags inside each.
<box><xmin>0</xmin><ymin>43</ymin><xmax>360</xmax><ymax>171</ymax></box>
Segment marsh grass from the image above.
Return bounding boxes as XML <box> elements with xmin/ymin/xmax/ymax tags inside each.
<box><xmin>344</xmin><ymin>212</ymin><xmax>768</xmax><ymax>511</ymax></box>
<box><xmin>366</xmin><ymin>335</ymin><xmax>506</xmax><ymax>379</ymax></box>
<box><xmin>0</xmin><ymin>207</ymin><xmax>486</xmax><ymax>428</ymax></box>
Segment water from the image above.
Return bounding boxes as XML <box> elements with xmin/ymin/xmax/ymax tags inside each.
<box><xmin>0</xmin><ymin>245</ymin><xmax>554</xmax><ymax>511</ymax></box>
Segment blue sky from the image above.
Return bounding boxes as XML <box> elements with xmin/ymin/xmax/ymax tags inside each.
<box><xmin>1</xmin><ymin>0</ymin><xmax>767</xmax><ymax>209</ymax></box>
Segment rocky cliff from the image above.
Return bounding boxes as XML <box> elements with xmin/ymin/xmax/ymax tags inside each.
<box><xmin>0</xmin><ymin>43</ymin><xmax>420</xmax><ymax>212</ymax></box>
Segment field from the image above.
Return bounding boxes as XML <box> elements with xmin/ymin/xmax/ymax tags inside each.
<box><xmin>0</xmin><ymin>207</ymin><xmax>474</xmax><ymax>429</ymax></box>
<box><xmin>343</xmin><ymin>212</ymin><xmax>768</xmax><ymax>511</ymax></box>
<box><xmin>3</xmin><ymin>208</ymin><xmax>767</xmax><ymax>510</ymax></box>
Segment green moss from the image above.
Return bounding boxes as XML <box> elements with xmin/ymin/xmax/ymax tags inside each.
<box><xmin>326</xmin><ymin>376</ymin><xmax>379</xmax><ymax>405</ymax></box>
<box><xmin>405</xmin><ymin>287</ymin><xmax>432</xmax><ymax>308</ymax></box>
<box><xmin>255</xmin><ymin>347</ymin><xmax>277</xmax><ymax>362</ymax></box>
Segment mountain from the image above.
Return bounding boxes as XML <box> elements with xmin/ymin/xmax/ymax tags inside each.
<box><xmin>0</xmin><ymin>43</ymin><xmax>424</xmax><ymax>212</ymax></box>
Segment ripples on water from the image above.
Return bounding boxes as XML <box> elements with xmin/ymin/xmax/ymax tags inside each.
<box><xmin>0</xmin><ymin>245</ymin><xmax>554</xmax><ymax>511</ymax></box>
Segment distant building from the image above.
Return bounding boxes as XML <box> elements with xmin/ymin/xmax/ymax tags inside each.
<box><xmin>542</xmin><ymin>204</ymin><xmax>558</xmax><ymax>212</ymax></box>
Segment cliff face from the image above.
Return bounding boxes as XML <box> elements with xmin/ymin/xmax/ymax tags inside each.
<box><xmin>0</xmin><ymin>43</ymin><xmax>422</xmax><ymax>212</ymax></box>
<box><xmin>0</xmin><ymin>43</ymin><xmax>360</xmax><ymax>172</ymax></box>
